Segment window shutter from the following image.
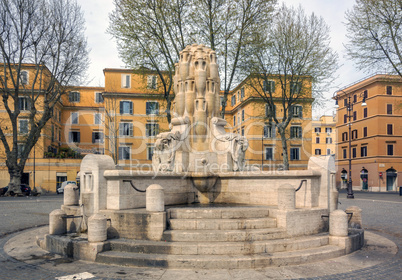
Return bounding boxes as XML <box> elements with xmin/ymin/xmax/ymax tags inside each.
<box><xmin>69</xmin><ymin>92</ymin><xmax>72</xmax><ymax>102</ymax></box>
<box><xmin>120</xmin><ymin>101</ymin><xmax>123</xmax><ymax>114</ymax></box>
<box><xmin>77</xmin><ymin>92</ymin><xmax>80</xmax><ymax>102</ymax></box>
<box><xmin>271</xmin><ymin>81</ymin><xmax>275</xmax><ymax>92</ymax></box>
<box><xmin>77</xmin><ymin>132</ymin><xmax>80</xmax><ymax>143</ymax></box>
<box><xmin>272</xmin><ymin>125</ymin><xmax>276</xmax><ymax>137</ymax></box>
<box><xmin>68</xmin><ymin>132</ymin><xmax>72</xmax><ymax>143</ymax></box>
<box><xmin>263</xmin><ymin>126</ymin><xmax>268</xmax><ymax>138</ymax></box>
<box><xmin>129</xmin><ymin>102</ymin><xmax>133</xmax><ymax>114</ymax></box>
<box><xmin>263</xmin><ymin>80</ymin><xmax>267</xmax><ymax>92</ymax></box>
<box><xmin>298</xmin><ymin>106</ymin><xmax>303</xmax><ymax>118</ymax></box>
<box><xmin>118</xmin><ymin>147</ymin><xmax>122</xmax><ymax>160</ymax></box>
<box><xmin>146</xmin><ymin>102</ymin><xmax>150</xmax><ymax>114</ymax></box>
<box><xmin>129</xmin><ymin>123</ymin><xmax>133</xmax><ymax>136</ymax></box>
<box><xmin>92</xmin><ymin>132</ymin><xmax>95</xmax><ymax>143</ymax></box>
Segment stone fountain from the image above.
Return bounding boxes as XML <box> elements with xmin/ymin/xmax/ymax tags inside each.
<box><xmin>40</xmin><ymin>44</ymin><xmax>364</xmax><ymax>269</ymax></box>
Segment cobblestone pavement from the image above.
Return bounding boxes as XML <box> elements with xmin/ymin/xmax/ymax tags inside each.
<box><xmin>0</xmin><ymin>192</ymin><xmax>400</xmax><ymax>280</ymax></box>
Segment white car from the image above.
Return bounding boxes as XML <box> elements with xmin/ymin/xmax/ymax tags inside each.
<box><xmin>56</xmin><ymin>181</ymin><xmax>76</xmax><ymax>194</ymax></box>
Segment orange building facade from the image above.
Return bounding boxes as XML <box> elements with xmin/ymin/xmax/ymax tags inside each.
<box><xmin>335</xmin><ymin>74</ymin><xmax>402</xmax><ymax>192</ymax></box>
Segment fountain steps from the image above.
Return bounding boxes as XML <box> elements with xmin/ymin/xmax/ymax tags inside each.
<box><xmin>94</xmin><ymin>206</ymin><xmax>345</xmax><ymax>268</ymax></box>
<box><xmin>102</xmin><ymin>234</ymin><xmax>329</xmax><ymax>255</ymax></box>
<box><xmin>96</xmin><ymin>244</ymin><xmax>344</xmax><ymax>269</ymax></box>
<box><xmin>169</xmin><ymin>217</ymin><xmax>277</xmax><ymax>230</ymax></box>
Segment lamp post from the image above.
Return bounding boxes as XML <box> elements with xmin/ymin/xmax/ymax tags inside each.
<box><xmin>334</xmin><ymin>91</ymin><xmax>367</xmax><ymax>199</ymax></box>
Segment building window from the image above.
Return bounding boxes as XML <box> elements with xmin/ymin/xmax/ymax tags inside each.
<box><xmin>326</xmin><ymin>137</ymin><xmax>332</xmax><ymax>144</ymax></box>
<box><xmin>119</xmin><ymin>122</ymin><xmax>133</xmax><ymax>136</ymax></box>
<box><xmin>290</xmin><ymin>147</ymin><xmax>300</xmax><ymax>160</ymax></box>
<box><xmin>69</xmin><ymin>91</ymin><xmax>80</xmax><ymax>103</ymax></box>
<box><xmin>71</xmin><ymin>112</ymin><xmax>78</xmax><ymax>124</ymax></box>
<box><xmin>118</xmin><ymin>146</ymin><xmax>130</xmax><ymax>160</ymax></box>
<box><xmin>241</xmin><ymin>87</ymin><xmax>245</xmax><ymax>100</ymax></box>
<box><xmin>387</xmin><ymin>144</ymin><xmax>394</xmax><ymax>156</ymax></box>
<box><xmin>387</xmin><ymin>104</ymin><xmax>392</xmax><ymax>115</ymax></box>
<box><xmin>315</xmin><ymin>127</ymin><xmax>321</xmax><ymax>133</ymax></box>
<box><xmin>363</xmin><ymin>127</ymin><xmax>367</xmax><ymax>137</ymax></box>
<box><xmin>241</xmin><ymin>110</ymin><xmax>245</xmax><ymax>121</ymax></box>
<box><xmin>231</xmin><ymin>95</ymin><xmax>236</xmax><ymax>106</ymax></box>
<box><xmin>265</xmin><ymin>147</ymin><xmax>273</xmax><ymax>160</ymax></box>
<box><xmin>92</xmin><ymin>131</ymin><xmax>104</xmax><ymax>143</ymax></box>
<box><xmin>343</xmin><ymin>149</ymin><xmax>347</xmax><ymax>159</ymax></box>
<box><xmin>146</xmin><ymin>123</ymin><xmax>159</xmax><ymax>137</ymax></box>
<box><xmin>353</xmin><ymin>111</ymin><xmax>357</xmax><ymax>121</ymax></box>
<box><xmin>315</xmin><ymin>149</ymin><xmax>321</xmax><ymax>155</ymax></box>
<box><xmin>290</xmin><ymin>81</ymin><xmax>301</xmax><ymax>94</ymax></box>
<box><xmin>353</xmin><ymin>95</ymin><xmax>357</xmax><ymax>103</ymax></box>
<box><xmin>316</xmin><ymin>137</ymin><xmax>320</xmax><ymax>144</ymax></box>
<box><xmin>20</xmin><ymin>71</ymin><xmax>28</xmax><ymax>85</ymax></box>
<box><xmin>363</xmin><ymin>90</ymin><xmax>368</xmax><ymax>99</ymax></box>
<box><xmin>146</xmin><ymin>101</ymin><xmax>159</xmax><ymax>115</ymax></box>
<box><xmin>94</xmin><ymin>113</ymin><xmax>102</xmax><ymax>125</ymax></box>
<box><xmin>120</xmin><ymin>101</ymin><xmax>133</xmax><ymax>114</ymax></box>
<box><xmin>51</xmin><ymin>125</ymin><xmax>54</xmax><ymax>142</ymax></box>
<box><xmin>361</xmin><ymin>146</ymin><xmax>367</xmax><ymax>157</ymax></box>
<box><xmin>147</xmin><ymin>75</ymin><xmax>157</xmax><ymax>89</ymax></box>
<box><xmin>351</xmin><ymin>130</ymin><xmax>358</xmax><ymax>139</ymax></box>
<box><xmin>344</xmin><ymin>99</ymin><xmax>347</xmax><ymax>107</ymax></box>
<box><xmin>241</xmin><ymin>127</ymin><xmax>244</xmax><ymax>136</ymax></box>
<box><xmin>342</xmin><ymin>132</ymin><xmax>348</xmax><ymax>141</ymax></box>
<box><xmin>263</xmin><ymin>80</ymin><xmax>275</xmax><ymax>93</ymax></box>
<box><xmin>326</xmin><ymin>149</ymin><xmax>331</xmax><ymax>155</ymax></box>
<box><xmin>121</xmin><ymin>74</ymin><xmax>131</xmax><ymax>88</ymax></box>
<box><xmin>68</xmin><ymin>131</ymin><xmax>80</xmax><ymax>143</ymax></box>
<box><xmin>325</xmin><ymin>127</ymin><xmax>332</xmax><ymax>133</ymax></box>
<box><xmin>363</xmin><ymin>107</ymin><xmax>367</xmax><ymax>118</ymax></box>
<box><xmin>95</xmin><ymin>92</ymin><xmax>104</xmax><ymax>103</ymax></box>
<box><xmin>233</xmin><ymin>116</ymin><xmax>236</xmax><ymax>126</ymax></box>
<box><xmin>18</xmin><ymin>97</ymin><xmax>29</xmax><ymax>111</ymax></box>
<box><xmin>387</xmin><ymin>124</ymin><xmax>393</xmax><ymax>135</ymax></box>
<box><xmin>292</xmin><ymin>105</ymin><xmax>303</xmax><ymax>118</ymax></box>
<box><xmin>147</xmin><ymin>146</ymin><xmax>154</xmax><ymax>160</ymax></box>
<box><xmin>263</xmin><ymin>125</ymin><xmax>276</xmax><ymax>138</ymax></box>
<box><xmin>265</xmin><ymin>104</ymin><xmax>276</xmax><ymax>118</ymax></box>
<box><xmin>18</xmin><ymin>119</ymin><xmax>28</xmax><ymax>134</ymax></box>
<box><xmin>386</xmin><ymin>86</ymin><xmax>392</xmax><ymax>95</ymax></box>
<box><xmin>352</xmin><ymin>147</ymin><xmax>356</xmax><ymax>158</ymax></box>
<box><xmin>290</xmin><ymin>126</ymin><xmax>302</xmax><ymax>139</ymax></box>
<box><xmin>344</xmin><ymin>114</ymin><xmax>347</xmax><ymax>123</ymax></box>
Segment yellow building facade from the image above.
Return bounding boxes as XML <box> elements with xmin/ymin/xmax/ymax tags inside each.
<box><xmin>335</xmin><ymin>74</ymin><xmax>402</xmax><ymax>192</ymax></box>
<box><xmin>311</xmin><ymin>115</ymin><xmax>336</xmax><ymax>156</ymax></box>
<box><xmin>1</xmin><ymin>65</ymin><xmax>314</xmax><ymax>192</ymax></box>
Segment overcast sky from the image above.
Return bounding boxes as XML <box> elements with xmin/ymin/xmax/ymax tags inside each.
<box><xmin>80</xmin><ymin>0</ymin><xmax>366</xmax><ymax>118</ymax></box>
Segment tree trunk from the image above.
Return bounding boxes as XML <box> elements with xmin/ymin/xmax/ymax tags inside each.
<box><xmin>166</xmin><ymin>99</ymin><xmax>172</xmax><ymax>123</ymax></box>
<box><xmin>279</xmin><ymin>130</ymin><xmax>290</xmax><ymax>170</ymax></box>
<box><xmin>7</xmin><ymin>169</ymin><xmax>22</xmax><ymax>195</ymax></box>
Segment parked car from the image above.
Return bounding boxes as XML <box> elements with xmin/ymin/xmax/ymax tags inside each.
<box><xmin>0</xmin><ymin>184</ymin><xmax>31</xmax><ymax>196</ymax></box>
<box><xmin>56</xmin><ymin>181</ymin><xmax>76</xmax><ymax>194</ymax></box>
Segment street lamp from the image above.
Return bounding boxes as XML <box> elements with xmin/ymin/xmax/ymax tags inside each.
<box><xmin>334</xmin><ymin>90</ymin><xmax>367</xmax><ymax>199</ymax></box>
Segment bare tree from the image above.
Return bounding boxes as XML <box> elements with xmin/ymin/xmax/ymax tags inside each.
<box><xmin>244</xmin><ymin>4</ymin><xmax>338</xmax><ymax>170</ymax></box>
<box><xmin>109</xmin><ymin>0</ymin><xmax>277</xmax><ymax>121</ymax></box>
<box><xmin>109</xmin><ymin>0</ymin><xmax>192</xmax><ymax>123</ymax></box>
<box><xmin>0</xmin><ymin>0</ymin><xmax>89</xmax><ymax>195</ymax></box>
<box><xmin>191</xmin><ymin>0</ymin><xmax>276</xmax><ymax>118</ymax></box>
<box><xmin>345</xmin><ymin>0</ymin><xmax>402</xmax><ymax>77</ymax></box>
<box><xmin>102</xmin><ymin>92</ymin><xmax>120</xmax><ymax>164</ymax></box>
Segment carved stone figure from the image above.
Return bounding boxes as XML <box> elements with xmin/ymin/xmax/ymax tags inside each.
<box><xmin>152</xmin><ymin>44</ymin><xmax>249</xmax><ymax>174</ymax></box>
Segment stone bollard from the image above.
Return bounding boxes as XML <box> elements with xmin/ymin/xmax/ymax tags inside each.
<box><xmin>64</xmin><ymin>183</ymin><xmax>79</xmax><ymax>206</ymax></box>
<box><xmin>88</xmin><ymin>213</ymin><xmax>107</xmax><ymax>242</ymax></box>
<box><xmin>346</xmin><ymin>206</ymin><xmax>363</xmax><ymax>229</ymax></box>
<box><xmin>49</xmin><ymin>209</ymin><xmax>66</xmax><ymax>235</ymax></box>
<box><xmin>146</xmin><ymin>184</ymin><xmax>165</xmax><ymax>212</ymax></box>
<box><xmin>330</xmin><ymin>209</ymin><xmax>348</xmax><ymax>237</ymax></box>
<box><xmin>277</xmin><ymin>184</ymin><xmax>295</xmax><ymax>210</ymax></box>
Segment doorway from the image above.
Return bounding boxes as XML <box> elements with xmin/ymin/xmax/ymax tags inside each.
<box><xmin>386</xmin><ymin>168</ymin><xmax>397</xmax><ymax>191</ymax></box>
<box><xmin>21</xmin><ymin>173</ymin><xmax>30</xmax><ymax>185</ymax></box>
<box><xmin>360</xmin><ymin>168</ymin><xmax>368</xmax><ymax>190</ymax></box>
